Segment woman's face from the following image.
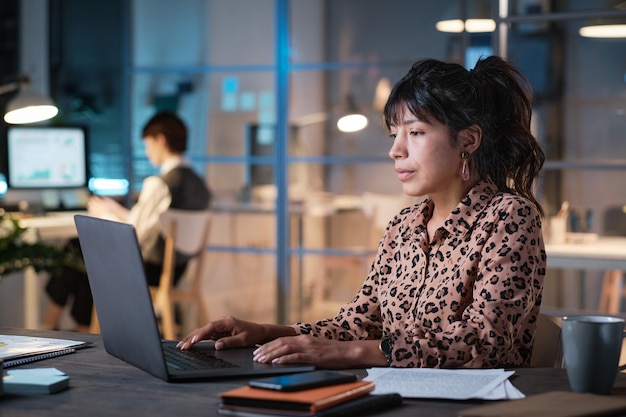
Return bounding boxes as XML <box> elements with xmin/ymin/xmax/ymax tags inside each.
<box><xmin>388</xmin><ymin>105</ymin><xmax>463</xmax><ymax>198</ymax></box>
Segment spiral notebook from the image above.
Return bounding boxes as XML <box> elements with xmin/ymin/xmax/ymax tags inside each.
<box><xmin>0</xmin><ymin>334</ymin><xmax>88</xmax><ymax>368</ymax></box>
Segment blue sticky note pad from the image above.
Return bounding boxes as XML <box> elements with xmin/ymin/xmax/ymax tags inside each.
<box><xmin>3</xmin><ymin>368</ymin><xmax>69</xmax><ymax>394</ymax></box>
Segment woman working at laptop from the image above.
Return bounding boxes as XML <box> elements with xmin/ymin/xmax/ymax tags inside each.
<box><xmin>177</xmin><ymin>56</ymin><xmax>546</xmax><ymax>369</ymax></box>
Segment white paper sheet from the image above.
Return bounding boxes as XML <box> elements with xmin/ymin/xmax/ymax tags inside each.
<box><xmin>365</xmin><ymin>368</ymin><xmax>524</xmax><ymax>400</ymax></box>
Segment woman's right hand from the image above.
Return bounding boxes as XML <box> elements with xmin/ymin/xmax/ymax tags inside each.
<box><xmin>176</xmin><ymin>316</ymin><xmax>294</xmax><ymax>351</ymax></box>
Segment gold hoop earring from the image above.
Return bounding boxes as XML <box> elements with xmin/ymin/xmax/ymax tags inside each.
<box><xmin>461</xmin><ymin>151</ymin><xmax>470</xmax><ymax>181</ymax></box>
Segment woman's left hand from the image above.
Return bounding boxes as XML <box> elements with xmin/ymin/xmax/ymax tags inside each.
<box><xmin>252</xmin><ymin>335</ymin><xmax>385</xmax><ymax>369</ymax></box>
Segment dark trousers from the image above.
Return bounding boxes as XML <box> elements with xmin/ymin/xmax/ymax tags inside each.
<box><xmin>45</xmin><ymin>238</ymin><xmax>186</xmax><ymax>326</ymax></box>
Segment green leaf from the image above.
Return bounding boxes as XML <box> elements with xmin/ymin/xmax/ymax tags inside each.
<box><xmin>0</xmin><ymin>213</ymin><xmax>84</xmax><ymax>278</ymax></box>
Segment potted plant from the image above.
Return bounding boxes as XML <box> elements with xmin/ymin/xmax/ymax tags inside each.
<box><xmin>0</xmin><ymin>212</ymin><xmax>82</xmax><ymax>277</ymax></box>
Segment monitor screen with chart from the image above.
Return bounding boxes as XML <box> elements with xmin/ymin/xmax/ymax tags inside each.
<box><xmin>5</xmin><ymin>125</ymin><xmax>89</xmax><ymax>189</ymax></box>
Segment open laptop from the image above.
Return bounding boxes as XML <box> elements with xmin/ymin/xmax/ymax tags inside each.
<box><xmin>74</xmin><ymin>214</ymin><xmax>314</xmax><ymax>382</ymax></box>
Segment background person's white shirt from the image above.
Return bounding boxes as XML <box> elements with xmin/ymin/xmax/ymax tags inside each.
<box><xmin>128</xmin><ymin>156</ymin><xmax>188</xmax><ymax>246</ymax></box>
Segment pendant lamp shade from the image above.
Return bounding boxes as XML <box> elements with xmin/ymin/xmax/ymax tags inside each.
<box><xmin>1</xmin><ymin>75</ymin><xmax>58</xmax><ymax>124</ymax></box>
<box><xmin>336</xmin><ymin>95</ymin><xmax>368</xmax><ymax>133</ymax></box>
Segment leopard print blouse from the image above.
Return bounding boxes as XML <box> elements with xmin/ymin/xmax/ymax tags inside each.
<box><xmin>293</xmin><ymin>181</ymin><xmax>546</xmax><ymax>368</ymax></box>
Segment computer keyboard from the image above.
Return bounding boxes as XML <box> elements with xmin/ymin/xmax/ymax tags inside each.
<box><xmin>163</xmin><ymin>345</ymin><xmax>239</xmax><ymax>370</ymax></box>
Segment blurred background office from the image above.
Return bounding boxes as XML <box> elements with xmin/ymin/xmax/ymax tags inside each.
<box><xmin>0</xmin><ymin>0</ymin><xmax>625</xmax><ymax>328</ymax></box>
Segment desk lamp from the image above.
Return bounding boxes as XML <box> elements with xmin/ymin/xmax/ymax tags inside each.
<box><xmin>0</xmin><ymin>74</ymin><xmax>58</xmax><ymax>124</ymax></box>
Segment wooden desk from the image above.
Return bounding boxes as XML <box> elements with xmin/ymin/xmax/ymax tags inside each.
<box><xmin>546</xmin><ymin>237</ymin><xmax>626</xmax><ymax>313</ymax></box>
<box><xmin>3</xmin><ymin>328</ymin><xmax>626</xmax><ymax>417</ymax></box>
<box><xmin>546</xmin><ymin>237</ymin><xmax>626</xmax><ymax>271</ymax></box>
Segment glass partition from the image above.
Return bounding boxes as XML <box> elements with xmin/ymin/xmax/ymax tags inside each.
<box><xmin>125</xmin><ymin>0</ymin><xmax>626</xmax><ymax>322</ymax></box>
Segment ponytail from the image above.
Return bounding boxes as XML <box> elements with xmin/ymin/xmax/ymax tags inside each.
<box><xmin>471</xmin><ymin>56</ymin><xmax>545</xmax><ymax>216</ymax></box>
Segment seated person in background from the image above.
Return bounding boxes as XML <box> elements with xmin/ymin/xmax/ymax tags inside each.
<box><xmin>43</xmin><ymin>111</ymin><xmax>212</xmax><ymax>332</ymax></box>
<box><xmin>178</xmin><ymin>56</ymin><xmax>546</xmax><ymax>369</ymax></box>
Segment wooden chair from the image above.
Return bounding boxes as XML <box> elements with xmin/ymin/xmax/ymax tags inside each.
<box><xmin>150</xmin><ymin>209</ymin><xmax>212</xmax><ymax>340</ymax></box>
<box><xmin>90</xmin><ymin>305</ymin><xmax>100</xmax><ymax>334</ymax></box>
<box><xmin>599</xmin><ymin>270</ymin><xmax>625</xmax><ymax>314</ymax></box>
<box><xmin>530</xmin><ymin>313</ymin><xmax>564</xmax><ymax>368</ymax></box>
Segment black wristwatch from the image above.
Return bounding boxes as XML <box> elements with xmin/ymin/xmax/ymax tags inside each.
<box><xmin>379</xmin><ymin>336</ymin><xmax>393</xmax><ymax>366</ymax></box>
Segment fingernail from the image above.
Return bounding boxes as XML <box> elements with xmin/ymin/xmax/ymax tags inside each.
<box><xmin>215</xmin><ymin>340</ymin><xmax>223</xmax><ymax>350</ymax></box>
<box><xmin>191</xmin><ymin>336</ymin><xmax>197</xmax><ymax>344</ymax></box>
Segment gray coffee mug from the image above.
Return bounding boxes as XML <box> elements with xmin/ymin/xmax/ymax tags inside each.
<box><xmin>562</xmin><ymin>315</ymin><xmax>626</xmax><ymax>395</ymax></box>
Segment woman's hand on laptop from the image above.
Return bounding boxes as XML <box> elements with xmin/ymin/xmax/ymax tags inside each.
<box><xmin>176</xmin><ymin>316</ymin><xmax>296</xmax><ymax>351</ymax></box>
<box><xmin>252</xmin><ymin>336</ymin><xmax>386</xmax><ymax>369</ymax></box>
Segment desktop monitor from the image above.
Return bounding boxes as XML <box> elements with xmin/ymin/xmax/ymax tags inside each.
<box><xmin>5</xmin><ymin>125</ymin><xmax>89</xmax><ymax>189</ymax></box>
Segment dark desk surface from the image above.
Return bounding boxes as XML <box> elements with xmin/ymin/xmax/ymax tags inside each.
<box><xmin>3</xmin><ymin>327</ymin><xmax>626</xmax><ymax>417</ymax></box>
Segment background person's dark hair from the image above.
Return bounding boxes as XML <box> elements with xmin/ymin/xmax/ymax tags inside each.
<box><xmin>383</xmin><ymin>56</ymin><xmax>545</xmax><ymax>216</ymax></box>
<box><xmin>142</xmin><ymin>111</ymin><xmax>188</xmax><ymax>154</ymax></box>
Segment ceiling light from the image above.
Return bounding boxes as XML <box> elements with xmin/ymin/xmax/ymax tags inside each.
<box><xmin>436</xmin><ymin>18</ymin><xmax>496</xmax><ymax>33</ymax></box>
<box><xmin>579</xmin><ymin>23</ymin><xmax>626</xmax><ymax>38</ymax></box>
<box><xmin>579</xmin><ymin>1</ymin><xmax>626</xmax><ymax>38</ymax></box>
<box><xmin>436</xmin><ymin>0</ymin><xmax>495</xmax><ymax>33</ymax></box>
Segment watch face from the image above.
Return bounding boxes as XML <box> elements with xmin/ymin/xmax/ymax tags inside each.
<box><xmin>381</xmin><ymin>336</ymin><xmax>393</xmax><ymax>357</ymax></box>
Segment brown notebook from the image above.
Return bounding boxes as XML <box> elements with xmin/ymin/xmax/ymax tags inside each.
<box><xmin>459</xmin><ymin>390</ymin><xmax>626</xmax><ymax>417</ymax></box>
<box><xmin>219</xmin><ymin>380</ymin><xmax>375</xmax><ymax>415</ymax></box>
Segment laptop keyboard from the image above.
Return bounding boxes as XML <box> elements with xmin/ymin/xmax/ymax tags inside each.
<box><xmin>163</xmin><ymin>345</ymin><xmax>240</xmax><ymax>370</ymax></box>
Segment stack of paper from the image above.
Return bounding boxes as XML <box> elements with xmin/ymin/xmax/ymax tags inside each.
<box><xmin>364</xmin><ymin>368</ymin><xmax>524</xmax><ymax>400</ymax></box>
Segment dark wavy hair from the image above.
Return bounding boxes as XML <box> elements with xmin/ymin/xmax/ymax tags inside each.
<box><xmin>383</xmin><ymin>56</ymin><xmax>545</xmax><ymax>216</ymax></box>
<box><xmin>142</xmin><ymin>111</ymin><xmax>188</xmax><ymax>153</ymax></box>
